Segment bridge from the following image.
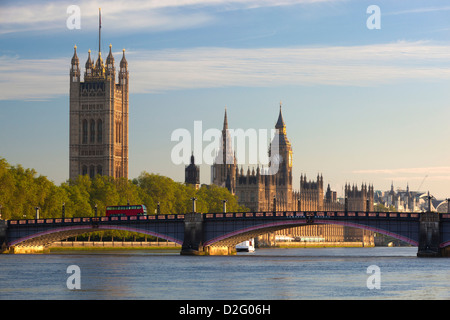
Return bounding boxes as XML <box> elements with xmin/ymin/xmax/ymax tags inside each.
<box><xmin>1</xmin><ymin>211</ymin><xmax>449</xmax><ymax>256</ymax></box>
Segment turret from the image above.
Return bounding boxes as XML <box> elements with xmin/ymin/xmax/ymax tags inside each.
<box><xmin>94</xmin><ymin>51</ymin><xmax>105</xmax><ymax>77</ymax></box>
<box><xmin>119</xmin><ymin>49</ymin><xmax>128</xmax><ymax>86</ymax></box>
<box><xmin>85</xmin><ymin>49</ymin><xmax>94</xmax><ymax>78</ymax></box>
<box><xmin>106</xmin><ymin>44</ymin><xmax>115</xmax><ymax>77</ymax></box>
<box><xmin>70</xmin><ymin>45</ymin><xmax>80</xmax><ymax>83</ymax></box>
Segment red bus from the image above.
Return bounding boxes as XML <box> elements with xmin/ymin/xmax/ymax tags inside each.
<box><xmin>106</xmin><ymin>205</ymin><xmax>147</xmax><ymax>217</ymax></box>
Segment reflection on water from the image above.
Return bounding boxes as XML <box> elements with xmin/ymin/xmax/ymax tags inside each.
<box><xmin>0</xmin><ymin>247</ymin><xmax>449</xmax><ymax>300</ymax></box>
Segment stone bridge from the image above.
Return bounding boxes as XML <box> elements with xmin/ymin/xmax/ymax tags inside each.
<box><xmin>1</xmin><ymin>211</ymin><xmax>449</xmax><ymax>256</ymax></box>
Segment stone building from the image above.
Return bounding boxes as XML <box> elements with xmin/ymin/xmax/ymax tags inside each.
<box><xmin>69</xmin><ymin>40</ymin><xmax>129</xmax><ymax>180</ymax></box>
<box><xmin>210</xmin><ymin>105</ymin><xmax>374</xmax><ymax>245</ymax></box>
<box><xmin>185</xmin><ymin>153</ymin><xmax>200</xmax><ymax>189</ymax></box>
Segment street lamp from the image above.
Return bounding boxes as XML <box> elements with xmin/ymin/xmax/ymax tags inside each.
<box><xmin>0</xmin><ymin>204</ymin><xmax>2</xmax><ymax>220</ymax></box>
<box><xmin>62</xmin><ymin>202</ymin><xmax>65</xmax><ymax>219</ymax></box>
<box><xmin>191</xmin><ymin>197</ymin><xmax>197</xmax><ymax>213</ymax></box>
<box><xmin>222</xmin><ymin>200</ymin><xmax>227</xmax><ymax>213</ymax></box>
<box><xmin>34</xmin><ymin>206</ymin><xmax>40</xmax><ymax>219</ymax></box>
<box><xmin>94</xmin><ymin>204</ymin><xmax>98</xmax><ymax>218</ymax></box>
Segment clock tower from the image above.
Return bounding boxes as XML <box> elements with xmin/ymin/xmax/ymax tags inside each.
<box><xmin>269</xmin><ymin>104</ymin><xmax>293</xmax><ymax>210</ymax></box>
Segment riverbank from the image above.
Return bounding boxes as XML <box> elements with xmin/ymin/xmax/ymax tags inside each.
<box><xmin>48</xmin><ymin>241</ymin><xmax>181</xmax><ymax>252</ymax></box>
<box><xmin>266</xmin><ymin>241</ymin><xmax>374</xmax><ymax>248</ymax></box>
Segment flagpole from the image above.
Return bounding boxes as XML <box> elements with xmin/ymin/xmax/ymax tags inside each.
<box><xmin>98</xmin><ymin>8</ymin><xmax>101</xmax><ymax>54</ymax></box>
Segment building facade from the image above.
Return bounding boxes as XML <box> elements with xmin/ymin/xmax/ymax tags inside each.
<box><xmin>211</xmin><ymin>106</ymin><xmax>374</xmax><ymax>245</ymax></box>
<box><xmin>69</xmin><ymin>43</ymin><xmax>129</xmax><ymax>180</ymax></box>
<box><xmin>185</xmin><ymin>153</ymin><xmax>200</xmax><ymax>189</ymax></box>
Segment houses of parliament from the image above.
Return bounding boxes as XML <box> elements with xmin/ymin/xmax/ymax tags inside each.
<box><xmin>69</xmin><ymin>33</ymin><xmax>129</xmax><ymax>181</ymax></box>
<box><xmin>186</xmin><ymin>106</ymin><xmax>375</xmax><ymax>245</ymax></box>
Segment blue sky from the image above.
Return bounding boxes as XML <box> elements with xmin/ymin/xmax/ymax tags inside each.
<box><xmin>1</xmin><ymin>0</ymin><xmax>450</xmax><ymax>198</ymax></box>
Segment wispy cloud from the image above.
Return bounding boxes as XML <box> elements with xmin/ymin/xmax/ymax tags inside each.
<box><xmin>1</xmin><ymin>41</ymin><xmax>450</xmax><ymax>100</ymax></box>
<box><xmin>353</xmin><ymin>167</ymin><xmax>450</xmax><ymax>175</ymax></box>
<box><xmin>353</xmin><ymin>166</ymin><xmax>450</xmax><ymax>184</ymax></box>
<box><xmin>0</xmin><ymin>0</ymin><xmax>341</xmax><ymax>35</ymax></box>
<box><xmin>386</xmin><ymin>6</ymin><xmax>450</xmax><ymax>16</ymax></box>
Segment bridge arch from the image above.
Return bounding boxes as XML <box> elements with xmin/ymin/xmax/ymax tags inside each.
<box><xmin>204</xmin><ymin>220</ymin><xmax>419</xmax><ymax>247</ymax></box>
<box><xmin>9</xmin><ymin>224</ymin><xmax>183</xmax><ymax>248</ymax></box>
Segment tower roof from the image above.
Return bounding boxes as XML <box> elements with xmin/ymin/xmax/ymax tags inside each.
<box><xmin>71</xmin><ymin>45</ymin><xmax>79</xmax><ymax>65</ymax></box>
<box><xmin>223</xmin><ymin>107</ymin><xmax>228</xmax><ymax>130</ymax></box>
<box><xmin>120</xmin><ymin>49</ymin><xmax>127</xmax><ymax>68</ymax></box>
<box><xmin>85</xmin><ymin>49</ymin><xmax>93</xmax><ymax>69</ymax></box>
<box><xmin>106</xmin><ymin>44</ymin><xmax>114</xmax><ymax>65</ymax></box>
<box><xmin>275</xmin><ymin>103</ymin><xmax>285</xmax><ymax>129</ymax></box>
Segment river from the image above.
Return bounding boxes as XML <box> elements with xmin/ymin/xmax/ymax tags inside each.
<box><xmin>0</xmin><ymin>247</ymin><xmax>449</xmax><ymax>300</ymax></box>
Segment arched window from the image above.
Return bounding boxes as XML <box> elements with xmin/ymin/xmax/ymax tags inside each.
<box><xmin>97</xmin><ymin>165</ymin><xmax>102</xmax><ymax>176</ymax></box>
<box><xmin>89</xmin><ymin>165</ymin><xmax>95</xmax><ymax>179</ymax></box>
<box><xmin>90</xmin><ymin>120</ymin><xmax>95</xmax><ymax>143</ymax></box>
<box><xmin>82</xmin><ymin>165</ymin><xmax>88</xmax><ymax>176</ymax></box>
<box><xmin>82</xmin><ymin>120</ymin><xmax>88</xmax><ymax>144</ymax></box>
<box><xmin>97</xmin><ymin>119</ymin><xmax>103</xmax><ymax>143</ymax></box>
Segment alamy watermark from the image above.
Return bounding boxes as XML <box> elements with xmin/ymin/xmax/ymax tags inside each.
<box><xmin>66</xmin><ymin>5</ymin><xmax>81</xmax><ymax>30</ymax></box>
<box><xmin>171</xmin><ymin>121</ymin><xmax>281</xmax><ymax>175</ymax></box>
<box><xmin>366</xmin><ymin>265</ymin><xmax>381</xmax><ymax>289</ymax></box>
<box><xmin>66</xmin><ymin>265</ymin><xmax>81</xmax><ymax>290</ymax></box>
<box><xmin>366</xmin><ymin>5</ymin><xmax>381</xmax><ymax>30</ymax></box>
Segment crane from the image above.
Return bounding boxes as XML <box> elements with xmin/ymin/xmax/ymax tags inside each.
<box><xmin>417</xmin><ymin>175</ymin><xmax>428</xmax><ymax>192</ymax></box>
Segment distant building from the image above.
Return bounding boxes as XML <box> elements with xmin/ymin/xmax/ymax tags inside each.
<box><xmin>210</xmin><ymin>105</ymin><xmax>374</xmax><ymax>246</ymax></box>
<box><xmin>185</xmin><ymin>153</ymin><xmax>200</xmax><ymax>189</ymax></box>
<box><xmin>375</xmin><ymin>182</ymin><xmax>429</xmax><ymax>212</ymax></box>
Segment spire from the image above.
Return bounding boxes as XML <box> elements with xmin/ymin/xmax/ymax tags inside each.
<box><xmin>223</xmin><ymin>106</ymin><xmax>228</xmax><ymax>130</ymax></box>
<box><xmin>275</xmin><ymin>102</ymin><xmax>286</xmax><ymax>130</ymax></box>
<box><xmin>71</xmin><ymin>45</ymin><xmax>79</xmax><ymax>65</ymax></box>
<box><xmin>85</xmin><ymin>49</ymin><xmax>93</xmax><ymax>70</ymax></box>
<box><xmin>120</xmin><ymin>48</ymin><xmax>127</xmax><ymax>68</ymax></box>
<box><xmin>106</xmin><ymin>44</ymin><xmax>114</xmax><ymax>65</ymax></box>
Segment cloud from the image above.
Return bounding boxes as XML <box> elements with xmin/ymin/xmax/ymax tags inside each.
<box><xmin>1</xmin><ymin>41</ymin><xmax>450</xmax><ymax>100</ymax></box>
<box><xmin>353</xmin><ymin>167</ymin><xmax>450</xmax><ymax>175</ymax></box>
<box><xmin>353</xmin><ymin>167</ymin><xmax>450</xmax><ymax>184</ymax></box>
<box><xmin>128</xmin><ymin>41</ymin><xmax>450</xmax><ymax>94</ymax></box>
<box><xmin>386</xmin><ymin>6</ymin><xmax>450</xmax><ymax>16</ymax></box>
<box><xmin>0</xmin><ymin>0</ymin><xmax>341</xmax><ymax>35</ymax></box>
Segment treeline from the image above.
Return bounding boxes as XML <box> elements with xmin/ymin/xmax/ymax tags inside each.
<box><xmin>0</xmin><ymin>157</ymin><xmax>247</xmax><ymax>223</ymax></box>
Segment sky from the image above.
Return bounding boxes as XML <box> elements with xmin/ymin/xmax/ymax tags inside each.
<box><xmin>1</xmin><ymin>0</ymin><xmax>450</xmax><ymax>199</ymax></box>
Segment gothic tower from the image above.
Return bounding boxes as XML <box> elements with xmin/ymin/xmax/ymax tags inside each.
<box><xmin>211</xmin><ymin>108</ymin><xmax>237</xmax><ymax>194</ymax></box>
<box><xmin>69</xmin><ymin>10</ymin><xmax>129</xmax><ymax>180</ymax></box>
<box><xmin>270</xmin><ymin>104</ymin><xmax>294</xmax><ymax>211</ymax></box>
<box><xmin>185</xmin><ymin>153</ymin><xmax>200</xmax><ymax>189</ymax></box>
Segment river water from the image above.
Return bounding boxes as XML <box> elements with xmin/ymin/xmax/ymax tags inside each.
<box><xmin>0</xmin><ymin>247</ymin><xmax>449</xmax><ymax>300</ymax></box>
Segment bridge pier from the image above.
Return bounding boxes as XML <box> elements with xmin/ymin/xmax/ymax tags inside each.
<box><xmin>181</xmin><ymin>212</ymin><xmax>206</xmax><ymax>255</ymax></box>
<box><xmin>204</xmin><ymin>245</ymin><xmax>236</xmax><ymax>256</ymax></box>
<box><xmin>0</xmin><ymin>220</ymin><xmax>7</xmax><ymax>253</ymax></box>
<box><xmin>7</xmin><ymin>245</ymin><xmax>49</xmax><ymax>254</ymax></box>
<box><xmin>417</xmin><ymin>212</ymin><xmax>441</xmax><ymax>257</ymax></box>
<box><xmin>180</xmin><ymin>213</ymin><xmax>237</xmax><ymax>255</ymax></box>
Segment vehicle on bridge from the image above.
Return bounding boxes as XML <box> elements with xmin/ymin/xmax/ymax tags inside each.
<box><xmin>106</xmin><ymin>205</ymin><xmax>147</xmax><ymax>217</ymax></box>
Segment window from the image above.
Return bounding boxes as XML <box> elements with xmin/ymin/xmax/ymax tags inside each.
<box><xmin>97</xmin><ymin>165</ymin><xmax>102</xmax><ymax>176</ymax></box>
<box><xmin>89</xmin><ymin>165</ymin><xmax>95</xmax><ymax>179</ymax></box>
<box><xmin>90</xmin><ymin>120</ymin><xmax>95</xmax><ymax>143</ymax></box>
<box><xmin>82</xmin><ymin>120</ymin><xmax>88</xmax><ymax>144</ymax></box>
<box><xmin>97</xmin><ymin>119</ymin><xmax>103</xmax><ymax>143</ymax></box>
<box><xmin>82</xmin><ymin>165</ymin><xmax>87</xmax><ymax>176</ymax></box>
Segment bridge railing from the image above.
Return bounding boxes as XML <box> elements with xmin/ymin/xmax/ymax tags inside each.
<box><xmin>6</xmin><ymin>211</ymin><xmax>450</xmax><ymax>226</ymax></box>
<box><xmin>203</xmin><ymin>211</ymin><xmax>427</xmax><ymax>220</ymax></box>
<box><xmin>6</xmin><ymin>214</ymin><xmax>186</xmax><ymax>226</ymax></box>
